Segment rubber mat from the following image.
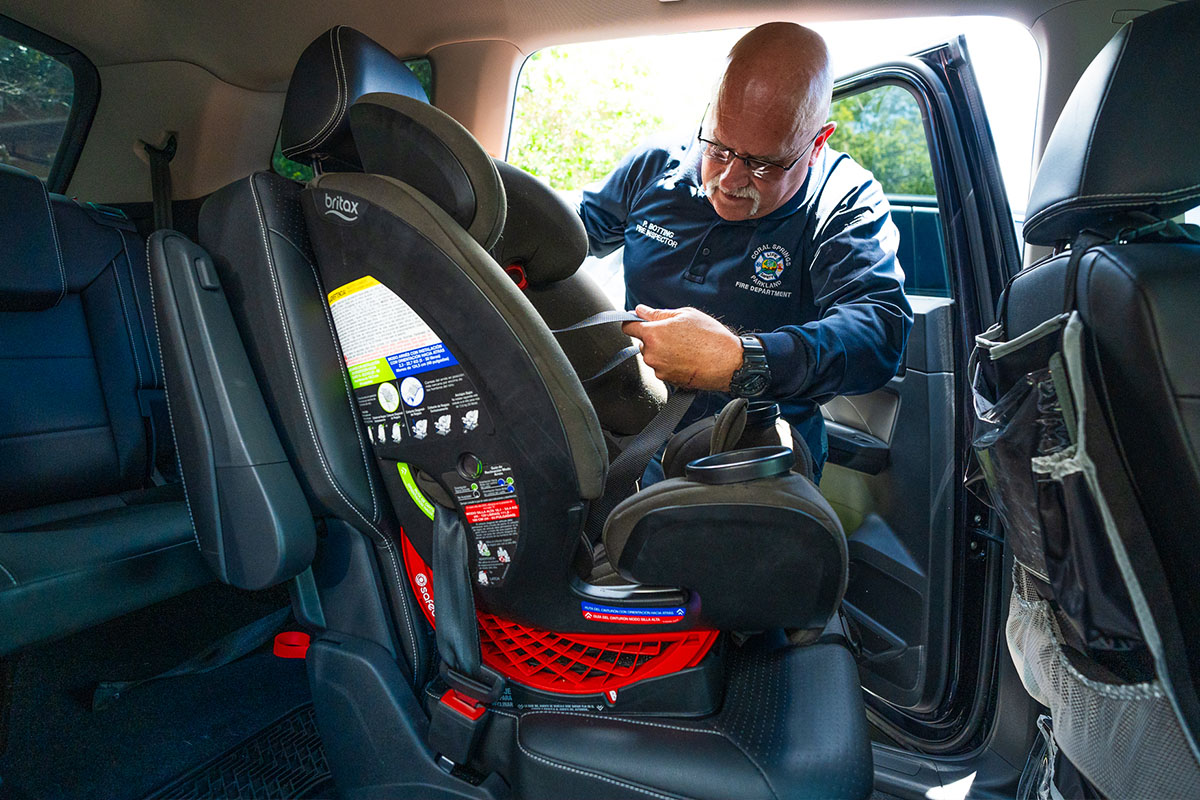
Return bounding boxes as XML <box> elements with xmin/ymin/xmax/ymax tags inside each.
<box><xmin>144</xmin><ymin>704</ymin><xmax>331</xmax><ymax>799</ymax></box>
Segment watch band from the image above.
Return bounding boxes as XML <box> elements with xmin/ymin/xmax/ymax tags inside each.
<box><xmin>729</xmin><ymin>334</ymin><xmax>771</xmax><ymax>398</ymax></box>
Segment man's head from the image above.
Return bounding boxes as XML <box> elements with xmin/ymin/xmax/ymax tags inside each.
<box><xmin>700</xmin><ymin>23</ymin><xmax>837</xmax><ymax>220</ymax></box>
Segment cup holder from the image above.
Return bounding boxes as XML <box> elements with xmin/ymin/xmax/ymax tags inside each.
<box><xmin>685</xmin><ymin>445</ymin><xmax>793</xmax><ymax>485</ymax></box>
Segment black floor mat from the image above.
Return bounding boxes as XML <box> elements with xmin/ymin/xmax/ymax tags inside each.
<box><xmin>145</xmin><ymin>704</ymin><xmax>331</xmax><ymax>800</ymax></box>
<box><xmin>0</xmin><ymin>583</ymin><xmax>312</xmax><ymax>800</ymax></box>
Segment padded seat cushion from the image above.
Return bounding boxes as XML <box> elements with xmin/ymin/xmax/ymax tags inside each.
<box><xmin>493</xmin><ymin>640</ymin><xmax>872</xmax><ymax>800</ymax></box>
<box><xmin>0</xmin><ymin>483</ymin><xmax>208</xmax><ymax>655</ymax></box>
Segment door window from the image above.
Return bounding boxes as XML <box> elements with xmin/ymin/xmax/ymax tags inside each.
<box><xmin>0</xmin><ymin>33</ymin><xmax>75</xmax><ymax>180</ymax></box>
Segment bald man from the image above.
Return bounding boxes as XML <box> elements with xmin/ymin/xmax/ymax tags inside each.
<box><xmin>578</xmin><ymin>22</ymin><xmax>913</xmax><ymax>480</ymax></box>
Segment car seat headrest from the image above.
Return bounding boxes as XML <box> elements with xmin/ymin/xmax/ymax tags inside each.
<box><xmin>0</xmin><ymin>164</ymin><xmax>66</xmax><ymax>311</ymax></box>
<box><xmin>1023</xmin><ymin>2</ymin><xmax>1200</xmax><ymax>246</ymax></box>
<box><xmin>490</xmin><ymin>160</ymin><xmax>588</xmax><ymax>286</ymax></box>
<box><xmin>279</xmin><ymin>26</ymin><xmax>428</xmax><ymax>169</ymax></box>
<box><xmin>349</xmin><ymin>92</ymin><xmax>506</xmax><ymax>250</ymax></box>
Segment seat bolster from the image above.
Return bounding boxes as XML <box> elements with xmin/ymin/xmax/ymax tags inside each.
<box><xmin>199</xmin><ymin>172</ymin><xmax>429</xmax><ymax>682</ymax></box>
<box><xmin>504</xmin><ymin>642</ymin><xmax>873</xmax><ymax>800</ymax></box>
<box><xmin>200</xmin><ymin>173</ymin><xmax>386</xmax><ymax>527</ymax></box>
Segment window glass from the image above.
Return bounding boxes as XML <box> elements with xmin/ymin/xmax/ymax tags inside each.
<box><xmin>508</xmin><ymin>18</ymin><xmax>1036</xmax><ymax>301</ymax></box>
<box><xmin>829</xmin><ymin>85</ymin><xmax>947</xmax><ymax>297</ymax></box>
<box><xmin>0</xmin><ymin>34</ymin><xmax>74</xmax><ymax>180</ymax></box>
<box><xmin>273</xmin><ymin>57</ymin><xmax>434</xmax><ymax>181</ymax></box>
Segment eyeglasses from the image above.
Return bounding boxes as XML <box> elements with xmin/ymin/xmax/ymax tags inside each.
<box><xmin>696</xmin><ymin>122</ymin><xmax>820</xmax><ymax>180</ymax></box>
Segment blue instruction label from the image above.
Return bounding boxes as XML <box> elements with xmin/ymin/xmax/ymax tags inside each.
<box><xmin>581</xmin><ymin>602</ymin><xmax>686</xmax><ymax>625</ymax></box>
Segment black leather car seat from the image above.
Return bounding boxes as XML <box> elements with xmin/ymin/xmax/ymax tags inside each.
<box><xmin>0</xmin><ymin>164</ymin><xmax>209</xmax><ymax>655</ymax></box>
<box><xmin>975</xmin><ymin>2</ymin><xmax>1200</xmax><ymax>795</ymax></box>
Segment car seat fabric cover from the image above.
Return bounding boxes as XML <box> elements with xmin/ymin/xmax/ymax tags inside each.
<box><xmin>354</xmin><ymin>93</ymin><xmax>667</xmax><ymax>438</ymax></box>
<box><xmin>603</xmin><ymin>471</ymin><xmax>848</xmax><ymax>630</ymax></box>
<box><xmin>345</xmin><ymin>93</ymin><xmax>608</xmax><ymax>499</ymax></box>
<box><xmin>303</xmin><ymin>170</ymin><xmax>616</xmax><ymax>631</ymax></box>
<box><xmin>491</xmin><ymin>159</ymin><xmax>669</xmax><ymax>437</ymax></box>
<box><xmin>272</xmin><ymin>28</ymin><xmax>873</xmax><ymax>800</ymax></box>
<box><xmin>199</xmin><ymin>173</ymin><xmax>431</xmax><ymax>684</ymax></box>
<box><xmin>1023</xmin><ymin>1</ymin><xmax>1200</xmax><ymax>245</ymax></box>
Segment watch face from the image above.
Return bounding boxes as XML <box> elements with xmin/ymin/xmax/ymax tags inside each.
<box><xmin>736</xmin><ymin>373</ymin><xmax>770</xmax><ymax>397</ymax></box>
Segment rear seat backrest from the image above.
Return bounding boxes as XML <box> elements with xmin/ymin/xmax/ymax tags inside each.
<box><xmin>0</xmin><ymin>163</ymin><xmax>208</xmax><ymax>654</ymax></box>
<box><xmin>0</xmin><ymin>165</ymin><xmax>159</xmax><ymax>509</ymax></box>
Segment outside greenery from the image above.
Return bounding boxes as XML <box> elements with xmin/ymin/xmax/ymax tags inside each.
<box><xmin>509</xmin><ymin>47</ymin><xmax>665</xmax><ymax>191</ymax></box>
<box><xmin>0</xmin><ymin>35</ymin><xmax>73</xmax><ymax>178</ymax></box>
<box><xmin>508</xmin><ymin>46</ymin><xmax>935</xmax><ymax>198</ymax></box>
<box><xmin>827</xmin><ymin>85</ymin><xmax>934</xmax><ymax>195</ymax></box>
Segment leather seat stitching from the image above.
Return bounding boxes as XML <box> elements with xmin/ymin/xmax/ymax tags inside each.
<box><xmin>283</xmin><ymin>221</ymin><xmax>423</xmax><ymax>671</ymax></box>
<box><xmin>490</xmin><ymin>709</ymin><xmax>687</xmax><ymax>800</ymax></box>
<box><xmin>109</xmin><ymin>251</ymin><xmax>146</xmax><ymax>388</ymax></box>
<box><xmin>145</xmin><ymin>234</ymin><xmax>201</xmax><ymax>551</ymax></box>
<box><xmin>282</xmin><ymin>26</ymin><xmax>346</xmax><ymax>158</ymax></box>
<box><xmin>520</xmin><ymin>710</ymin><xmax>722</xmax><ymax>737</ymax></box>
<box><xmin>308</xmin><ymin>26</ymin><xmax>349</xmax><ymax>155</ymax></box>
<box><xmin>248</xmin><ymin>176</ymin><xmax>418</xmax><ymax>673</ymax></box>
<box><xmin>118</xmin><ymin>228</ymin><xmax>159</xmax><ymax>385</ymax></box>
<box><xmin>4</xmin><ymin>539</ymin><xmax>197</xmax><ymax>591</ymax></box>
<box><xmin>40</xmin><ymin>180</ymin><xmax>67</xmax><ymax>307</ymax></box>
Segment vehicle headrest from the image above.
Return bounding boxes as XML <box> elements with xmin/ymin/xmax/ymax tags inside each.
<box><xmin>279</xmin><ymin>26</ymin><xmax>428</xmax><ymax>169</ymax></box>
<box><xmin>1023</xmin><ymin>2</ymin><xmax>1200</xmax><ymax>246</ymax></box>
<box><xmin>349</xmin><ymin>92</ymin><xmax>506</xmax><ymax>250</ymax></box>
<box><xmin>0</xmin><ymin>164</ymin><xmax>65</xmax><ymax>311</ymax></box>
<box><xmin>490</xmin><ymin>161</ymin><xmax>588</xmax><ymax>286</ymax></box>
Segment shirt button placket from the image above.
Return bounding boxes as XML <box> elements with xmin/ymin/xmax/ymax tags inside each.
<box><xmin>685</xmin><ymin>224</ymin><xmax>721</xmax><ymax>284</ymax></box>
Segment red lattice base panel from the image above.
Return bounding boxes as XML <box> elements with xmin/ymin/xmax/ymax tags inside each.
<box><xmin>401</xmin><ymin>533</ymin><xmax>718</xmax><ymax>695</ymax></box>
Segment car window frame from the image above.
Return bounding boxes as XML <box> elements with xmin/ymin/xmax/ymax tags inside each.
<box><xmin>0</xmin><ymin>13</ymin><xmax>100</xmax><ymax>193</ymax></box>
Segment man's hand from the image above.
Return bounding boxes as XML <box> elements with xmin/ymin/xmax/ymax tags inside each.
<box><xmin>621</xmin><ymin>305</ymin><xmax>744</xmax><ymax>390</ymax></box>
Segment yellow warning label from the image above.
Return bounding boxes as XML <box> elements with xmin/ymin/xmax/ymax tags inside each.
<box><xmin>327</xmin><ymin>275</ymin><xmax>380</xmax><ymax>305</ymax></box>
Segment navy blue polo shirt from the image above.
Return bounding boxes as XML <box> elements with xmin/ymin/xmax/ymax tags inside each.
<box><xmin>578</xmin><ymin>133</ymin><xmax>913</xmax><ymax>471</ymax></box>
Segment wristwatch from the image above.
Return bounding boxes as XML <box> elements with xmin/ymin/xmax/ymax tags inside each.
<box><xmin>729</xmin><ymin>335</ymin><xmax>771</xmax><ymax>398</ymax></box>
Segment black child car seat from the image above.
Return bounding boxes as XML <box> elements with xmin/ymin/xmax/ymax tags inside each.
<box><xmin>152</xmin><ymin>26</ymin><xmax>874</xmax><ymax>799</ymax></box>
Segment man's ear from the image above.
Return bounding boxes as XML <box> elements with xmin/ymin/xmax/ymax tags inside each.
<box><xmin>808</xmin><ymin>122</ymin><xmax>838</xmax><ymax>166</ymax></box>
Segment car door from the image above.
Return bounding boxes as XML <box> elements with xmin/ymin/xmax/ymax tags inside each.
<box><xmin>820</xmin><ymin>37</ymin><xmax>1021</xmax><ymax>750</ymax></box>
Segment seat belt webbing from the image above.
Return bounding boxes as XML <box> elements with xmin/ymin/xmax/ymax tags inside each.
<box><xmin>141</xmin><ymin>134</ymin><xmax>177</xmax><ymax>232</ymax></box>
<box><xmin>584</xmin><ymin>388</ymin><xmax>696</xmax><ymax>543</ymax></box>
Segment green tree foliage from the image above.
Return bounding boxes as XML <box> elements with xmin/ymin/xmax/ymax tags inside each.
<box><xmin>508</xmin><ymin>47</ymin><xmax>666</xmax><ymax>190</ymax></box>
<box><xmin>827</xmin><ymin>85</ymin><xmax>935</xmax><ymax>196</ymax></box>
<box><xmin>509</xmin><ymin>50</ymin><xmax>936</xmax><ymax>199</ymax></box>
<box><xmin>0</xmin><ymin>36</ymin><xmax>74</xmax><ymax>175</ymax></box>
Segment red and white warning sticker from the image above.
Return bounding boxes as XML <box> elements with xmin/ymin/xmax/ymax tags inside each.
<box><xmin>463</xmin><ymin>499</ymin><xmax>520</xmax><ymax>524</ymax></box>
<box><xmin>581</xmin><ymin>602</ymin><xmax>687</xmax><ymax>625</ymax></box>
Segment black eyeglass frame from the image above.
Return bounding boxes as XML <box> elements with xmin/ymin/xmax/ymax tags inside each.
<box><xmin>696</xmin><ymin>121</ymin><xmax>822</xmax><ymax>180</ymax></box>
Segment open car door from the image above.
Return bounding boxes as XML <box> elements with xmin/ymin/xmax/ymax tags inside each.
<box><xmin>820</xmin><ymin>36</ymin><xmax>1023</xmax><ymax>760</ymax></box>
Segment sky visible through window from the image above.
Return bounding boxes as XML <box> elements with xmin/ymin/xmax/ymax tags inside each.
<box><xmin>510</xmin><ymin>16</ymin><xmax>1039</xmax><ymax>213</ymax></box>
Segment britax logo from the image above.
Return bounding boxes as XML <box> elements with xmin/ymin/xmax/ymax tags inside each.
<box><xmin>323</xmin><ymin>193</ymin><xmax>360</xmax><ymax>222</ymax></box>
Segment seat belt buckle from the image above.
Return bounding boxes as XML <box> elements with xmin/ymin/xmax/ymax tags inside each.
<box><xmin>429</xmin><ymin>688</ymin><xmax>490</xmax><ymax>767</ymax></box>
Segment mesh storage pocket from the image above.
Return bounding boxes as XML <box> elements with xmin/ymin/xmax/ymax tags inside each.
<box><xmin>1007</xmin><ymin>566</ymin><xmax>1200</xmax><ymax>799</ymax></box>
